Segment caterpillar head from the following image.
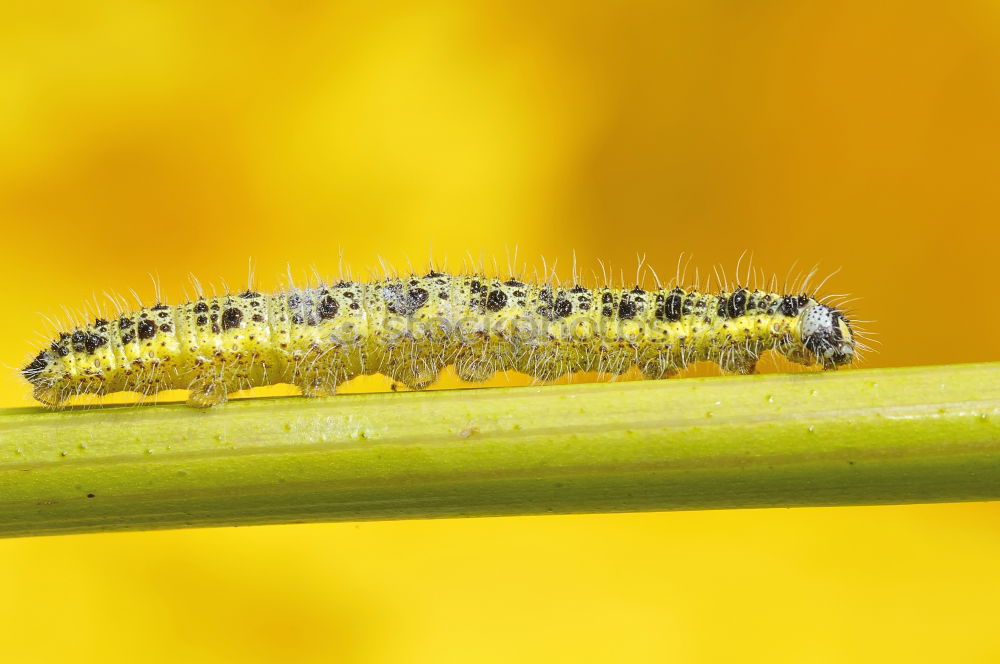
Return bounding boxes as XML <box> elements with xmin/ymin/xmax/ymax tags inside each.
<box><xmin>799</xmin><ymin>303</ymin><xmax>855</xmax><ymax>369</ymax></box>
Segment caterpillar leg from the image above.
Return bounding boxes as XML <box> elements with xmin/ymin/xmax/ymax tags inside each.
<box><xmin>639</xmin><ymin>363</ymin><xmax>680</xmax><ymax>380</ymax></box>
<box><xmin>454</xmin><ymin>351</ymin><xmax>496</xmax><ymax>383</ymax></box>
<box><xmin>187</xmin><ymin>381</ymin><xmax>229</xmax><ymax>408</ymax></box>
<box><xmin>300</xmin><ymin>379</ymin><xmax>337</xmax><ymax>398</ymax></box>
<box><xmin>288</xmin><ymin>364</ymin><xmax>338</xmax><ymax>398</ymax></box>
<box><xmin>393</xmin><ymin>365</ymin><xmax>443</xmax><ymax>390</ymax></box>
<box><xmin>729</xmin><ymin>356</ymin><xmax>758</xmax><ymax>375</ymax></box>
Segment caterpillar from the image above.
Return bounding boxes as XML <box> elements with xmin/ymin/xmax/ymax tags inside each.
<box><xmin>20</xmin><ymin>264</ymin><xmax>861</xmax><ymax>408</ymax></box>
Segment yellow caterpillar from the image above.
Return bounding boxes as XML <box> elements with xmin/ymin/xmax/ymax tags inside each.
<box><xmin>21</xmin><ymin>267</ymin><xmax>860</xmax><ymax>408</ymax></box>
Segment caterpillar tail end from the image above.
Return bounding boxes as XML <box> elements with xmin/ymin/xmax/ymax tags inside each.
<box><xmin>32</xmin><ymin>385</ymin><xmax>68</xmax><ymax>409</ymax></box>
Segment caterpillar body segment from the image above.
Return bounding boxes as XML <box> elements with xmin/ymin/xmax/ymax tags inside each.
<box><xmin>21</xmin><ymin>272</ymin><xmax>857</xmax><ymax>408</ymax></box>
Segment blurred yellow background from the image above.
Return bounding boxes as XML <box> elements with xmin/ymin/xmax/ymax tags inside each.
<box><xmin>2</xmin><ymin>1</ymin><xmax>1000</xmax><ymax>661</ymax></box>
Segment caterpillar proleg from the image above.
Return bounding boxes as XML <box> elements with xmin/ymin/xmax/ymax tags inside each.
<box><xmin>20</xmin><ymin>262</ymin><xmax>862</xmax><ymax>408</ymax></box>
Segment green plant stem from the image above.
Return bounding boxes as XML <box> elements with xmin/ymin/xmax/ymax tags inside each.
<box><xmin>0</xmin><ymin>362</ymin><xmax>998</xmax><ymax>538</ymax></box>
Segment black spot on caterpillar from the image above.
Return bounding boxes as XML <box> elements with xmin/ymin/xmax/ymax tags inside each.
<box><xmin>20</xmin><ymin>266</ymin><xmax>863</xmax><ymax>408</ymax></box>
<box><xmin>221</xmin><ymin>307</ymin><xmax>243</xmax><ymax>331</ymax></box>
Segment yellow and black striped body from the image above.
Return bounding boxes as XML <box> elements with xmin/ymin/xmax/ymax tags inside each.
<box><xmin>22</xmin><ymin>273</ymin><xmax>856</xmax><ymax>407</ymax></box>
